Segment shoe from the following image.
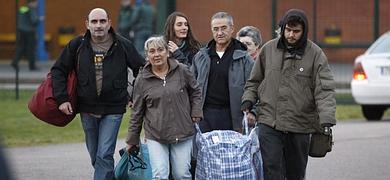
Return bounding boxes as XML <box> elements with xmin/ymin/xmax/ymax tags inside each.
<box><xmin>10</xmin><ymin>62</ymin><xmax>19</xmax><ymax>71</ymax></box>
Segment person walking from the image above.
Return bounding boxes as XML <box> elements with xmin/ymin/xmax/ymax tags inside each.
<box><xmin>236</xmin><ymin>26</ymin><xmax>262</xmax><ymax>61</ymax></box>
<box><xmin>126</xmin><ymin>36</ymin><xmax>202</xmax><ymax>179</ymax></box>
<box><xmin>51</xmin><ymin>8</ymin><xmax>145</xmax><ymax>180</ymax></box>
<box><xmin>164</xmin><ymin>12</ymin><xmax>201</xmax><ymax>66</ymax></box>
<box><xmin>11</xmin><ymin>0</ymin><xmax>40</xmax><ymax>71</ymax></box>
<box><xmin>191</xmin><ymin>12</ymin><xmax>254</xmax><ymax>133</ymax></box>
<box><xmin>129</xmin><ymin>0</ymin><xmax>155</xmax><ymax>55</ymax></box>
<box><xmin>117</xmin><ymin>0</ymin><xmax>134</xmax><ymax>41</ymax></box>
<box><xmin>241</xmin><ymin>9</ymin><xmax>336</xmax><ymax>180</ymax></box>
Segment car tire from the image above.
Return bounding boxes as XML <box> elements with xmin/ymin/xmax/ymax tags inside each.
<box><xmin>362</xmin><ymin>105</ymin><xmax>384</xmax><ymax>121</ymax></box>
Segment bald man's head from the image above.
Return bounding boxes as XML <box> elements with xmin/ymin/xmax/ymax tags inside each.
<box><xmin>86</xmin><ymin>8</ymin><xmax>110</xmax><ymax>21</ymax></box>
<box><xmin>85</xmin><ymin>8</ymin><xmax>112</xmax><ymax>41</ymax></box>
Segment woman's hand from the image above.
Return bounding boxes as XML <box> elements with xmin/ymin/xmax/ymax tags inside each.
<box><xmin>126</xmin><ymin>144</ymin><xmax>139</xmax><ymax>154</ymax></box>
<box><xmin>168</xmin><ymin>41</ymin><xmax>179</xmax><ymax>53</ymax></box>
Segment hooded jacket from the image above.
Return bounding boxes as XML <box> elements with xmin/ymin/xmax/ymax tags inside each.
<box><xmin>127</xmin><ymin>59</ymin><xmax>203</xmax><ymax>145</ymax></box>
<box><xmin>242</xmin><ymin>9</ymin><xmax>336</xmax><ymax>133</ymax></box>
<box><xmin>277</xmin><ymin>9</ymin><xmax>308</xmax><ymax>58</ymax></box>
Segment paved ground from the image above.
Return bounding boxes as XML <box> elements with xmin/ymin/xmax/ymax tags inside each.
<box><xmin>0</xmin><ymin>60</ymin><xmax>53</xmax><ymax>89</ymax></box>
<box><xmin>5</xmin><ymin>119</ymin><xmax>390</xmax><ymax>180</ymax></box>
<box><xmin>4</xmin><ymin>140</ymin><xmax>126</xmax><ymax>180</ymax></box>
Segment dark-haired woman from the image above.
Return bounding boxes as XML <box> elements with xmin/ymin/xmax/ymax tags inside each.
<box><xmin>164</xmin><ymin>12</ymin><xmax>201</xmax><ymax>66</ymax></box>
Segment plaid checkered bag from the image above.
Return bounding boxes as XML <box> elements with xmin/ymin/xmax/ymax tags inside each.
<box><xmin>195</xmin><ymin>113</ymin><xmax>263</xmax><ymax>180</ymax></box>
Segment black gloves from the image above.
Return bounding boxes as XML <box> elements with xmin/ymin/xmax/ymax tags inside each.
<box><xmin>241</xmin><ymin>100</ymin><xmax>253</xmax><ymax>112</ymax></box>
<box><xmin>321</xmin><ymin>123</ymin><xmax>333</xmax><ymax>136</ymax></box>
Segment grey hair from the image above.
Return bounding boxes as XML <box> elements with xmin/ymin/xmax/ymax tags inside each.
<box><xmin>144</xmin><ymin>36</ymin><xmax>168</xmax><ymax>55</ymax></box>
<box><xmin>211</xmin><ymin>12</ymin><xmax>234</xmax><ymax>26</ymax></box>
<box><xmin>236</xmin><ymin>26</ymin><xmax>262</xmax><ymax>46</ymax></box>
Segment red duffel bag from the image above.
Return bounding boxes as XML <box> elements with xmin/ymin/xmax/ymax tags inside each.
<box><xmin>28</xmin><ymin>70</ymin><xmax>77</xmax><ymax>127</ymax></box>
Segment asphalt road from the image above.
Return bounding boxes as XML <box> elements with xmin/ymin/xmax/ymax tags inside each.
<box><xmin>4</xmin><ymin>118</ymin><xmax>390</xmax><ymax>180</ymax></box>
<box><xmin>306</xmin><ymin>117</ymin><xmax>390</xmax><ymax>180</ymax></box>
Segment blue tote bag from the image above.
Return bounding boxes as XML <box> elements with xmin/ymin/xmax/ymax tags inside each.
<box><xmin>114</xmin><ymin>144</ymin><xmax>152</xmax><ymax>180</ymax></box>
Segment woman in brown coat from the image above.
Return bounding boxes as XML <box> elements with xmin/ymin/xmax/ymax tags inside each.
<box><xmin>126</xmin><ymin>36</ymin><xmax>202</xmax><ymax>179</ymax></box>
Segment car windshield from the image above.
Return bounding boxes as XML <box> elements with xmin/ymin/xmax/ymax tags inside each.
<box><xmin>369</xmin><ymin>34</ymin><xmax>390</xmax><ymax>54</ymax></box>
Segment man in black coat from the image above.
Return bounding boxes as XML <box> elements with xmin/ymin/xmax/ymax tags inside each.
<box><xmin>51</xmin><ymin>8</ymin><xmax>145</xmax><ymax>180</ymax></box>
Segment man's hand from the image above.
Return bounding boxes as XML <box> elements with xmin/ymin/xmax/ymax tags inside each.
<box><xmin>241</xmin><ymin>100</ymin><xmax>253</xmax><ymax>112</ymax></box>
<box><xmin>247</xmin><ymin>112</ymin><xmax>256</xmax><ymax>127</ymax></box>
<box><xmin>322</xmin><ymin>123</ymin><xmax>333</xmax><ymax>136</ymax></box>
<box><xmin>192</xmin><ymin>117</ymin><xmax>201</xmax><ymax>123</ymax></box>
<box><xmin>58</xmin><ymin>102</ymin><xmax>73</xmax><ymax>115</ymax></box>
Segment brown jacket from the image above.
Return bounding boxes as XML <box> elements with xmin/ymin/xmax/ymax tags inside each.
<box><xmin>127</xmin><ymin>58</ymin><xmax>203</xmax><ymax>145</ymax></box>
<box><xmin>242</xmin><ymin>39</ymin><xmax>336</xmax><ymax>133</ymax></box>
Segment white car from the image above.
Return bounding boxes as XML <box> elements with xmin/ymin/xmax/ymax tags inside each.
<box><xmin>351</xmin><ymin>31</ymin><xmax>390</xmax><ymax>121</ymax></box>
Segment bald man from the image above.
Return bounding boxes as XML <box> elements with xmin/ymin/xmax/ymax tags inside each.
<box><xmin>51</xmin><ymin>8</ymin><xmax>145</xmax><ymax>180</ymax></box>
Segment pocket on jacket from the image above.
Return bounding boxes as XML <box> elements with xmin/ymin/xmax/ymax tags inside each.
<box><xmin>320</xmin><ymin>79</ymin><xmax>335</xmax><ymax>90</ymax></box>
<box><xmin>113</xmin><ymin>79</ymin><xmax>127</xmax><ymax>89</ymax></box>
<box><xmin>296</xmin><ymin>74</ymin><xmax>313</xmax><ymax>88</ymax></box>
<box><xmin>79</xmin><ymin>77</ymin><xmax>89</xmax><ymax>86</ymax></box>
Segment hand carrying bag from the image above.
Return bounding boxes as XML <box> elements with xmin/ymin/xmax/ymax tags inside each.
<box><xmin>309</xmin><ymin>132</ymin><xmax>333</xmax><ymax>158</ymax></box>
<box><xmin>114</xmin><ymin>144</ymin><xmax>152</xmax><ymax>180</ymax></box>
<box><xmin>28</xmin><ymin>71</ymin><xmax>77</xmax><ymax>127</ymax></box>
<box><xmin>28</xmin><ymin>37</ymin><xmax>82</xmax><ymax>127</ymax></box>
<box><xmin>195</xmin><ymin>113</ymin><xmax>264</xmax><ymax>179</ymax></box>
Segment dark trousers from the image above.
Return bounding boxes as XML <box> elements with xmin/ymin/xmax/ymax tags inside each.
<box><xmin>12</xmin><ymin>30</ymin><xmax>37</xmax><ymax>70</ymax></box>
<box><xmin>259</xmin><ymin>123</ymin><xmax>310</xmax><ymax>180</ymax></box>
<box><xmin>199</xmin><ymin>106</ymin><xmax>233</xmax><ymax>133</ymax></box>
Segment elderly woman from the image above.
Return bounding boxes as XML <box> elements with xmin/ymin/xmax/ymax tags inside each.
<box><xmin>164</xmin><ymin>12</ymin><xmax>201</xmax><ymax>66</ymax></box>
<box><xmin>236</xmin><ymin>26</ymin><xmax>262</xmax><ymax>60</ymax></box>
<box><xmin>126</xmin><ymin>36</ymin><xmax>203</xmax><ymax>179</ymax></box>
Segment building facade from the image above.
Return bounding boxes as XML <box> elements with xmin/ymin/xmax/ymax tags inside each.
<box><xmin>0</xmin><ymin>0</ymin><xmax>389</xmax><ymax>63</ymax></box>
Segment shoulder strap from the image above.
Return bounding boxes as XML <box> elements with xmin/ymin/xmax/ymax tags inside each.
<box><xmin>73</xmin><ymin>36</ymin><xmax>84</xmax><ymax>72</ymax></box>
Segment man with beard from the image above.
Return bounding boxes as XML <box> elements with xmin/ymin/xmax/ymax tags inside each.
<box><xmin>241</xmin><ymin>9</ymin><xmax>336</xmax><ymax>180</ymax></box>
<box><xmin>51</xmin><ymin>8</ymin><xmax>145</xmax><ymax>180</ymax></box>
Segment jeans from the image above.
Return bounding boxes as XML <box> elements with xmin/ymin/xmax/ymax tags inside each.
<box><xmin>259</xmin><ymin>123</ymin><xmax>310</xmax><ymax>180</ymax></box>
<box><xmin>80</xmin><ymin>113</ymin><xmax>123</xmax><ymax>180</ymax></box>
<box><xmin>146</xmin><ymin>138</ymin><xmax>193</xmax><ymax>180</ymax></box>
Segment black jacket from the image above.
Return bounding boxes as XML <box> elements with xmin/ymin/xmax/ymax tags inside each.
<box><xmin>52</xmin><ymin>28</ymin><xmax>145</xmax><ymax>115</ymax></box>
<box><xmin>172</xmin><ymin>41</ymin><xmax>197</xmax><ymax>66</ymax></box>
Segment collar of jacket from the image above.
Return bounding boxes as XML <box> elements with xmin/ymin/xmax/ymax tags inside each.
<box><xmin>203</xmin><ymin>38</ymin><xmax>248</xmax><ymax>61</ymax></box>
<box><xmin>142</xmin><ymin>58</ymin><xmax>179</xmax><ymax>79</ymax></box>
<box><xmin>82</xmin><ymin>27</ymin><xmax>119</xmax><ymax>43</ymax></box>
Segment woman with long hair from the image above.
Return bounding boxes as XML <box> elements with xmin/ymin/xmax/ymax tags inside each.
<box><xmin>164</xmin><ymin>12</ymin><xmax>201</xmax><ymax>66</ymax></box>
